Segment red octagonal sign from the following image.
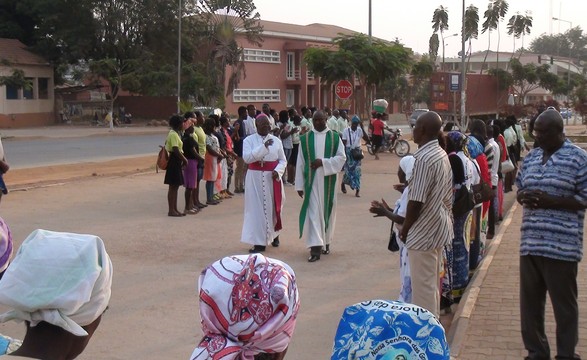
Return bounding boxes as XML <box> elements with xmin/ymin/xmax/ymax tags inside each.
<box><xmin>335</xmin><ymin>80</ymin><xmax>353</xmax><ymax>99</ymax></box>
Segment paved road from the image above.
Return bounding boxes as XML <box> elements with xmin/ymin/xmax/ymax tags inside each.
<box><xmin>4</xmin><ymin>134</ymin><xmax>165</xmax><ymax>169</ymax></box>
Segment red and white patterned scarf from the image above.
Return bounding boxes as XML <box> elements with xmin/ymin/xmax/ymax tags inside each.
<box><xmin>191</xmin><ymin>254</ymin><xmax>299</xmax><ymax>360</ymax></box>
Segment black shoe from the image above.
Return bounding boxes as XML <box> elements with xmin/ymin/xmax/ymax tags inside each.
<box><xmin>341</xmin><ymin>184</ymin><xmax>347</xmax><ymax>194</ymax></box>
<box><xmin>248</xmin><ymin>245</ymin><xmax>266</xmax><ymax>253</ymax></box>
<box><xmin>321</xmin><ymin>244</ymin><xmax>330</xmax><ymax>255</ymax></box>
<box><xmin>271</xmin><ymin>237</ymin><xmax>280</xmax><ymax>247</ymax></box>
<box><xmin>308</xmin><ymin>254</ymin><xmax>321</xmax><ymax>262</ymax></box>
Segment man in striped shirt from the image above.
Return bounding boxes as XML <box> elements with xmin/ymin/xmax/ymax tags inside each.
<box><xmin>399</xmin><ymin>111</ymin><xmax>453</xmax><ymax>318</ymax></box>
<box><xmin>516</xmin><ymin>109</ymin><xmax>587</xmax><ymax>360</ymax></box>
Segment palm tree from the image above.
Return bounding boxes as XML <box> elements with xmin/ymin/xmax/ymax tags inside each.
<box><xmin>429</xmin><ymin>33</ymin><xmax>439</xmax><ymax>63</ymax></box>
<box><xmin>507</xmin><ymin>12</ymin><xmax>532</xmax><ymax>67</ymax></box>
<box><xmin>518</xmin><ymin>12</ymin><xmax>533</xmax><ymax>59</ymax></box>
<box><xmin>432</xmin><ymin>5</ymin><xmax>449</xmax><ymax>70</ymax></box>
<box><xmin>480</xmin><ymin>3</ymin><xmax>499</xmax><ymax>74</ymax></box>
<box><xmin>196</xmin><ymin>0</ymin><xmax>263</xmax><ymax>96</ymax></box>
<box><xmin>492</xmin><ymin>0</ymin><xmax>509</xmax><ymax>70</ymax></box>
<box><xmin>464</xmin><ymin>5</ymin><xmax>479</xmax><ymax>72</ymax></box>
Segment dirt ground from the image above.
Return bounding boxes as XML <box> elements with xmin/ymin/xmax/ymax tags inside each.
<box><xmin>5</xmin><ymin>155</ymin><xmax>156</xmax><ymax>190</ymax></box>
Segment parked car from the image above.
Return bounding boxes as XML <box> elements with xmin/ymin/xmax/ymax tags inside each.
<box><xmin>409</xmin><ymin>109</ymin><xmax>429</xmax><ymax>128</ymax></box>
<box><xmin>560</xmin><ymin>108</ymin><xmax>573</xmax><ymax>119</ymax></box>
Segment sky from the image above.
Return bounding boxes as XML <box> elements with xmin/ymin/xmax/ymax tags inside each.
<box><xmin>252</xmin><ymin>0</ymin><xmax>584</xmax><ymax>57</ymax></box>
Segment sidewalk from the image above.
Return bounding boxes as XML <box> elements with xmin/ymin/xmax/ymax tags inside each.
<box><xmin>448</xmin><ymin>202</ymin><xmax>587</xmax><ymax>359</ymax></box>
<box><xmin>0</xmin><ymin>123</ymin><xmax>168</xmax><ymax>140</ymax></box>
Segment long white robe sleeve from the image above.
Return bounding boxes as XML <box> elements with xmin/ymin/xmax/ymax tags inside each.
<box><xmin>295</xmin><ymin>129</ymin><xmax>346</xmax><ymax>248</ymax></box>
<box><xmin>241</xmin><ymin>134</ymin><xmax>287</xmax><ymax>246</ymax></box>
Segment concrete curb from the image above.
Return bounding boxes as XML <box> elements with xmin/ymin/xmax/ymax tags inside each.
<box><xmin>447</xmin><ymin>201</ymin><xmax>519</xmax><ymax>358</ymax></box>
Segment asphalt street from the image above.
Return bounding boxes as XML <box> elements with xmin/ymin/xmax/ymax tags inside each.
<box><xmin>4</xmin><ymin>134</ymin><xmax>166</xmax><ymax>169</ymax></box>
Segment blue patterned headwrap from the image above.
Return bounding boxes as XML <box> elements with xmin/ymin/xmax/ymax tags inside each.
<box><xmin>351</xmin><ymin>115</ymin><xmax>360</xmax><ymax>124</ymax></box>
<box><xmin>467</xmin><ymin>136</ymin><xmax>484</xmax><ymax>158</ymax></box>
<box><xmin>447</xmin><ymin>131</ymin><xmax>467</xmax><ymax>151</ymax></box>
<box><xmin>331</xmin><ymin>300</ymin><xmax>450</xmax><ymax>359</ymax></box>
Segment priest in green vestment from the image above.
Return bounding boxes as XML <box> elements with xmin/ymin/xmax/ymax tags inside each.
<box><xmin>295</xmin><ymin>110</ymin><xmax>347</xmax><ymax>262</ymax></box>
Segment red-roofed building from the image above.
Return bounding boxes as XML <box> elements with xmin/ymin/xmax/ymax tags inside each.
<box><xmin>0</xmin><ymin>38</ymin><xmax>54</xmax><ymax>127</ymax></box>
<box><xmin>224</xmin><ymin>19</ymin><xmax>364</xmax><ymax>114</ymax></box>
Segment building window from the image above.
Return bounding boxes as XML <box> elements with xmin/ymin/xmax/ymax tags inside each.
<box><xmin>243</xmin><ymin>48</ymin><xmax>280</xmax><ymax>63</ymax></box>
<box><xmin>23</xmin><ymin>78</ymin><xmax>34</xmax><ymax>99</ymax></box>
<box><xmin>233</xmin><ymin>89</ymin><xmax>280</xmax><ymax>103</ymax></box>
<box><xmin>286</xmin><ymin>89</ymin><xmax>295</xmax><ymax>107</ymax></box>
<box><xmin>286</xmin><ymin>52</ymin><xmax>296</xmax><ymax>79</ymax></box>
<box><xmin>38</xmin><ymin>78</ymin><xmax>49</xmax><ymax>99</ymax></box>
<box><xmin>5</xmin><ymin>84</ymin><xmax>19</xmax><ymax>99</ymax></box>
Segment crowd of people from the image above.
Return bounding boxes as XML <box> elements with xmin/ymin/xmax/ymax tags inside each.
<box><xmin>162</xmin><ymin>104</ymin><xmax>372</xmax><ymax>261</ymax></box>
<box><xmin>0</xmin><ymin>103</ymin><xmax>584</xmax><ymax>359</ymax></box>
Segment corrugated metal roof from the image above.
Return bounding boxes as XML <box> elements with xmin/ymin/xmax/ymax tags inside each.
<box><xmin>0</xmin><ymin>38</ymin><xmax>50</xmax><ymax>66</ymax></box>
<box><xmin>258</xmin><ymin>18</ymin><xmax>358</xmax><ymax>40</ymax></box>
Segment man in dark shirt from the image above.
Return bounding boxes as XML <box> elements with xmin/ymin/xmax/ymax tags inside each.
<box><xmin>233</xmin><ymin>106</ymin><xmax>248</xmax><ymax>193</ymax></box>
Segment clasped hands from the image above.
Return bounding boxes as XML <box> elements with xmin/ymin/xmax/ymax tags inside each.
<box><xmin>517</xmin><ymin>189</ymin><xmax>550</xmax><ymax>209</ymax></box>
<box><xmin>297</xmin><ymin>159</ymin><xmax>324</xmax><ymax>198</ymax></box>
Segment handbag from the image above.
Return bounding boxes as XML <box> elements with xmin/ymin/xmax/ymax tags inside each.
<box><xmin>453</xmin><ymin>185</ymin><xmax>475</xmax><ymax>216</ymax></box>
<box><xmin>350</xmin><ymin>147</ymin><xmax>364</xmax><ymax>161</ymax></box>
<box><xmin>471</xmin><ymin>163</ymin><xmax>492</xmax><ymax>204</ymax></box>
<box><xmin>501</xmin><ymin>158</ymin><xmax>515</xmax><ymax>173</ymax></box>
<box><xmin>156</xmin><ymin>145</ymin><xmax>169</xmax><ymax>172</ymax></box>
<box><xmin>388</xmin><ymin>222</ymin><xmax>399</xmax><ymax>252</ymax></box>
<box><xmin>0</xmin><ymin>159</ymin><xmax>9</xmax><ymax>174</ymax></box>
<box><xmin>347</xmin><ymin>128</ymin><xmax>364</xmax><ymax>161</ymax></box>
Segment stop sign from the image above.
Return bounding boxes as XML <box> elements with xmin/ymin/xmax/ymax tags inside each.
<box><xmin>335</xmin><ymin>80</ymin><xmax>353</xmax><ymax>99</ymax></box>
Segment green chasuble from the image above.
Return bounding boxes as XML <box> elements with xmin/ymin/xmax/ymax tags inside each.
<box><xmin>299</xmin><ymin>130</ymin><xmax>340</xmax><ymax>238</ymax></box>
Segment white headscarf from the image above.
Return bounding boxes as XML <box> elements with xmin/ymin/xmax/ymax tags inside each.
<box><xmin>0</xmin><ymin>229</ymin><xmax>113</xmax><ymax>336</ymax></box>
<box><xmin>399</xmin><ymin>155</ymin><xmax>415</xmax><ymax>182</ymax></box>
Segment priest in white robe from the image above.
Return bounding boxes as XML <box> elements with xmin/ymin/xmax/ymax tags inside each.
<box><xmin>295</xmin><ymin>110</ymin><xmax>347</xmax><ymax>262</ymax></box>
<box><xmin>241</xmin><ymin>115</ymin><xmax>287</xmax><ymax>253</ymax></box>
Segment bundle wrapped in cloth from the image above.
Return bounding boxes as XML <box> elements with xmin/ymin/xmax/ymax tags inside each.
<box><xmin>372</xmin><ymin>99</ymin><xmax>389</xmax><ymax>114</ymax></box>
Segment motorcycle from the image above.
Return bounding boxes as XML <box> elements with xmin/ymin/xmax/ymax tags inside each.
<box><xmin>366</xmin><ymin>126</ymin><xmax>410</xmax><ymax>157</ymax></box>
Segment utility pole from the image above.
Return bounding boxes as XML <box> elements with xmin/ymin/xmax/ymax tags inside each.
<box><xmin>177</xmin><ymin>0</ymin><xmax>182</xmax><ymax>114</ymax></box>
<box><xmin>460</xmin><ymin>0</ymin><xmax>466</xmax><ymax>129</ymax></box>
<box><xmin>368</xmin><ymin>0</ymin><xmax>372</xmax><ymax>44</ymax></box>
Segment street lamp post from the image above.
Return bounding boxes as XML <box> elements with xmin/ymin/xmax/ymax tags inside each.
<box><xmin>442</xmin><ymin>33</ymin><xmax>459</xmax><ymax>71</ymax></box>
<box><xmin>177</xmin><ymin>0</ymin><xmax>182</xmax><ymax>114</ymax></box>
<box><xmin>460</xmin><ymin>0</ymin><xmax>466</xmax><ymax>129</ymax></box>
<box><xmin>368</xmin><ymin>0</ymin><xmax>372</xmax><ymax>44</ymax></box>
<box><xmin>552</xmin><ymin>16</ymin><xmax>572</xmax><ymax>123</ymax></box>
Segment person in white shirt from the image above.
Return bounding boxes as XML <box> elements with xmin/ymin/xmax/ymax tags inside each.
<box><xmin>327</xmin><ymin>109</ymin><xmax>340</xmax><ymax>134</ymax></box>
<box><xmin>244</xmin><ymin>104</ymin><xmax>257</xmax><ymax>136</ymax></box>
<box><xmin>486</xmin><ymin>124</ymin><xmax>502</xmax><ymax>239</ymax></box>
<box><xmin>503</xmin><ymin>117</ymin><xmax>518</xmax><ymax>192</ymax></box>
<box><xmin>338</xmin><ymin>111</ymin><xmax>349</xmax><ymax>133</ymax></box>
<box><xmin>341</xmin><ymin>116</ymin><xmax>367</xmax><ymax>197</ymax></box>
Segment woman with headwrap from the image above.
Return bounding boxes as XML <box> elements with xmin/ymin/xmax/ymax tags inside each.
<box><xmin>370</xmin><ymin>155</ymin><xmax>415</xmax><ymax>302</ymax></box>
<box><xmin>0</xmin><ymin>218</ymin><xmax>20</xmax><ymax>356</ymax></box>
<box><xmin>341</xmin><ymin>115</ymin><xmax>369</xmax><ymax>197</ymax></box>
<box><xmin>191</xmin><ymin>254</ymin><xmax>300</xmax><ymax>360</ymax></box>
<box><xmin>0</xmin><ymin>229</ymin><xmax>113</xmax><ymax>359</ymax></box>
<box><xmin>443</xmin><ymin>131</ymin><xmax>475</xmax><ymax>308</ymax></box>
<box><xmin>466</xmin><ymin>135</ymin><xmax>491</xmax><ymax>271</ymax></box>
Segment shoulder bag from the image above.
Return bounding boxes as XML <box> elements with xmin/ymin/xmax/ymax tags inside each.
<box><xmin>453</xmin><ymin>185</ymin><xmax>475</xmax><ymax>216</ymax></box>
<box><xmin>388</xmin><ymin>221</ymin><xmax>399</xmax><ymax>252</ymax></box>
<box><xmin>471</xmin><ymin>162</ymin><xmax>493</xmax><ymax>204</ymax></box>
<box><xmin>348</xmin><ymin>128</ymin><xmax>364</xmax><ymax>161</ymax></box>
